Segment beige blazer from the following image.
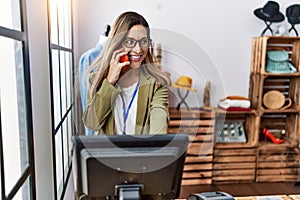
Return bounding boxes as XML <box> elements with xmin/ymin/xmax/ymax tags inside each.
<box><xmin>82</xmin><ymin>68</ymin><xmax>169</xmax><ymax>135</ymax></box>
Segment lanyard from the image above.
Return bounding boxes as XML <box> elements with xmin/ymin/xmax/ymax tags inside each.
<box><xmin>120</xmin><ymin>81</ymin><xmax>139</xmax><ymax>135</ymax></box>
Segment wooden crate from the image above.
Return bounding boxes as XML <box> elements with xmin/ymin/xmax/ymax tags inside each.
<box><xmin>212</xmin><ymin>148</ymin><xmax>257</xmax><ymax>184</ymax></box>
<box><xmin>260</xmin><ymin>113</ymin><xmax>300</xmax><ymax>147</ymax></box>
<box><xmin>256</xmin><ymin>145</ymin><xmax>300</xmax><ymax>182</ymax></box>
<box><xmin>251</xmin><ymin>36</ymin><xmax>300</xmax><ymax>75</ymax></box>
<box><xmin>182</xmin><ymin>155</ymin><xmax>213</xmax><ymax>185</ymax></box>
<box><xmin>249</xmin><ymin>74</ymin><xmax>262</xmax><ymax>109</ymax></box>
<box><xmin>168</xmin><ymin>108</ymin><xmax>215</xmax><ymax>155</ymax></box>
<box><xmin>250</xmin><ymin>36</ymin><xmax>264</xmax><ymax>74</ymax></box>
<box><xmin>214</xmin><ymin>109</ymin><xmax>260</xmax><ymax>148</ymax></box>
<box><xmin>253</xmin><ymin>75</ymin><xmax>300</xmax><ymax>111</ymax></box>
<box><xmin>168</xmin><ymin>108</ymin><xmax>215</xmax><ymax>185</ymax></box>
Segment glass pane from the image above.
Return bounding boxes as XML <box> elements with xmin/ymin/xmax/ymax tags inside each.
<box><xmin>62</xmin><ymin>120</ymin><xmax>69</xmax><ymax>180</ymax></box>
<box><xmin>57</xmin><ymin>0</ymin><xmax>65</xmax><ymax>47</ymax></box>
<box><xmin>64</xmin><ymin>0</ymin><xmax>72</xmax><ymax>49</ymax></box>
<box><xmin>55</xmin><ymin>127</ymin><xmax>63</xmax><ymax>198</ymax></box>
<box><xmin>60</xmin><ymin>51</ymin><xmax>67</xmax><ymax>115</ymax></box>
<box><xmin>56</xmin><ymin>0</ymin><xmax>72</xmax><ymax>48</ymax></box>
<box><xmin>65</xmin><ymin>51</ymin><xmax>72</xmax><ymax>108</ymax></box>
<box><xmin>0</xmin><ymin>0</ymin><xmax>21</xmax><ymax>30</ymax></box>
<box><xmin>12</xmin><ymin>175</ymin><xmax>31</xmax><ymax>200</ymax></box>
<box><xmin>0</xmin><ymin>37</ymin><xmax>29</xmax><ymax>195</ymax></box>
<box><xmin>52</xmin><ymin>49</ymin><xmax>61</xmax><ymax>128</ymax></box>
<box><xmin>69</xmin><ymin>53</ymin><xmax>74</xmax><ymax>104</ymax></box>
<box><xmin>49</xmin><ymin>0</ymin><xmax>58</xmax><ymax>44</ymax></box>
<box><xmin>67</xmin><ymin>113</ymin><xmax>73</xmax><ymax>157</ymax></box>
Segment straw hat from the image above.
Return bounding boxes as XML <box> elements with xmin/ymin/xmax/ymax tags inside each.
<box><xmin>172</xmin><ymin>76</ymin><xmax>198</xmax><ymax>92</ymax></box>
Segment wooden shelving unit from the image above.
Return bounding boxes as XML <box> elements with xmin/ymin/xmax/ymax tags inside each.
<box><xmin>251</xmin><ymin>36</ymin><xmax>300</xmax><ymax>152</ymax></box>
<box><xmin>216</xmin><ymin>36</ymin><xmax>300</xmax><ymax>183</ymax></box>
<box><xmin>228</xmin><ymin>36</ymin><xmax>300</xmax><ymax>183</ymax></box>
<box><xmin>168</xmin><ymin>36</ymin><xmax>300</xmax><ymax>186</ymax></box>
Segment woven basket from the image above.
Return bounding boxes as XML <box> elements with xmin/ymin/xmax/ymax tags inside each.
<box><xmin>263</xmin><ymin>90</ymin><xmax>285</xmax><ymax>109</ymax></box>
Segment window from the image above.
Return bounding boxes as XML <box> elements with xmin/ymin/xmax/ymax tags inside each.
<box><xmin>0</xmin><ymin>0</ymin><xmax>35</xmax><ymax>199</ymax></box>
<box><xmin>48</xmin><ymin>0</ymin><xmax>74</xmax><ymax>199</ymax></box>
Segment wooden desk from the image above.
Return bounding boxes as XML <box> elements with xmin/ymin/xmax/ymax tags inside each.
<box><xmin>179</xmin><ymin>181</ymin><xmax>300</xmax><ymax>199</ymax></box>
<box><xmin>235</xmin><ymin>195</ymin><xmax>300</xmax><ymax>200</ymax></box>
<box><xmin>178</xmin><ymin>195</ymin><xmax>300</xmax><ymax>200</ymax></box>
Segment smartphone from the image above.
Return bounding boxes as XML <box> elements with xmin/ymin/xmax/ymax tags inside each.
<box><xmin>120</xmin><ymin>54</ymin><xmax>129</xmax><ymax>71</ymax></box>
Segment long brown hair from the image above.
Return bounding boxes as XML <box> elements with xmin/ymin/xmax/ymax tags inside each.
<box><xmin>85</xmin><ymin>11</ymin><xmax>171</xmax><ymax>98</ymax></box>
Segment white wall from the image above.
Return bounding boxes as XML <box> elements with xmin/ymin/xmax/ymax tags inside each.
<box><xmin>73</xmin><ymin>0</ymin><xmax>299</xmax><ymax>107</ymax></box>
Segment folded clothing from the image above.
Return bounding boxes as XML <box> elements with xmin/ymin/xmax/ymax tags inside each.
<box><xmin>218</xmin><ymin>99</ymin><xmax>251</xmax><ymax>109</ymax></box>
<box><xmin>225</xmin><ymin>107</ymin><xmax>252</xmax><ymax>111</ymax></box>
<box><xmin>220</xmin><ymin>95</ymin><xmax>250</xmax><ymax>101</ymax></box>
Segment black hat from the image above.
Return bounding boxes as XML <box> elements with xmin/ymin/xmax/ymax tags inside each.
<box><xmin>286</xmin><ymin>4</ymin><xmax>300</xmax><ymax>25</ymax></box>
<box><xmin>254</xmin><ymin>1</ymin><xmax>285</xmax><ymax>22</ymax></box>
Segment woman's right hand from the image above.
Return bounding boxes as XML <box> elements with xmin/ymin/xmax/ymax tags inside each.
<box><xmin>106</xmin><ymin>48</ymin><xmax>130</xmax><ymax>85</ymax></box>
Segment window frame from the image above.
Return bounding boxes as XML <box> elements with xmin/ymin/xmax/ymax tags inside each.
<box><xmin>47</xmin><ymin>0</ymin><xmax>75</xmax><ymax>199</ymax></box>
<box><xmin>0</xmin><ymin>0</ymin><xmax>36</xmax><ymax>199</ymax></box>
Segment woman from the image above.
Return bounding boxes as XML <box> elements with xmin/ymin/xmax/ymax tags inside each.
<box><xmin>82</xmin><ymin>11</ymin><xmax>171</xmax><ymax>135</ymax></box>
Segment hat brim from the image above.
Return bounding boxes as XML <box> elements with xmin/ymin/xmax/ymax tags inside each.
<box><xmin>288</xmin><ymin>17</ymin><xmax>300</xmax><ymax>25</ymax></box>
<box><xmin>172</xmin><ymin>84</ymin><xmax>198</xmax><ymax>92</ymax></box>
<box><xmin>254</xmin><ymin>8</ymin><xmax>285</xmax><ymax>22</ymax></box>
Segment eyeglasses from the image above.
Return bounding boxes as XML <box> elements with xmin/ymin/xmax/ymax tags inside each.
<box><xmin>123</xmin><ymin>37</ymin><xmax>150</xmax><ymax>48</ymax></box>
